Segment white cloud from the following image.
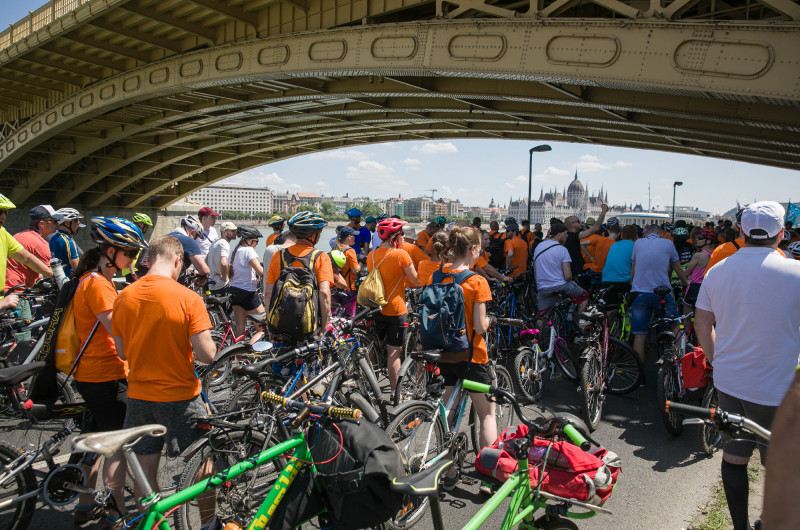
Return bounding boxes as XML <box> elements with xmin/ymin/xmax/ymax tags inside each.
<box><xmin>310</xmin><ymin>149</ymin><xmax>371</xmax><ymax>161</ymax></box>
<box><xmin>514</xmin><ymin>166</ymin><xmax>570</xmax><ymax>183</ymax></box>
<box><xmin>403</xmin><ymin>158</ymin><xmax>421</xmax><ymax>165</ymax></box>
<box><xmin>576</xmin><ymin>157</ymin><xmax>633</xmax><ymax>173</ymax></box>
<box><xmin>314</xmin><ymin>180</ymin><xmax>329</xmax><ymax>190</ymax></box>
<box><xmin>580</xmin><ymin>154</ymin><xmax>599</xmax><ymax>162</ymax></box>
<box><xmin>345</xmin><ymin>160</ymin><xmax>395</xmax><ymax>182</ymax></box>
<box><xmin>614</xmin><ymin>161</ymin><xmax>632</xmax><ymax>167</ymax></box>
<box><xmin>413</xmin><ymin>142</ymin><xmax>458</xmax><ymax>154</ymax></box>
<box><xmin>439</xmin><ymin>185</ymin><xmax>469</xmax><ymax>197</ymax></box>
<box><xmin>226</xmin><ymin>169</ymin><xmax>301</xmax><ymax>191</ymax></box>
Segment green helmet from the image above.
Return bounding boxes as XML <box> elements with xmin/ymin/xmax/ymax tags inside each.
<box><xmin>330</xmin><ymin>250</ymin><xmax>346</xmax><ymax>268</ymax></box>
<box><xmin>433</xmin><ymin>216</ymin><xmax>446</xmax><ymax>228</ymax></box>
<box><xmin>0</xmin><ymin>193</ymin><xmax>16</xmax><ymax>210</ymax></box>
<box><xmin>132</xmin><ymin>212</ymin><xmax>153</xmax><ymax>226</ymax></box>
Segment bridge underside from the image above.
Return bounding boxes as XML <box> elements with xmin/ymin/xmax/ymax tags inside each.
<box><xmin>0</xmin><ymin>1</ymin><xmax>798</xmax><ymax>209</ymax></box>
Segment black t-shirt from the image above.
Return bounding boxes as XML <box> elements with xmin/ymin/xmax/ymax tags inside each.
<box><xmin>565</xmin><ymin>231</ymin><xmax>584</xmax><ymax>276</ymax></box>
<box><xmin>674</xmin><ymin>242</ymin><xmax>695</xmax><ymax>265</ymax></box>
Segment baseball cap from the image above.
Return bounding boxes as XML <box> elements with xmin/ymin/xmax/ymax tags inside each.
<box><xmin>550</xmin><ymin>223</ymin><xmax>568</xmax><ymax>236</ymax></box>
<box><xmin>29</xmin><ymin>205</ymin><xmax>57</xmax><ymax>220</ymax></box>
<box><xmin>219</xmin><ymin>221</ymin><xmax>237</xmax><ymax>231</ymax></box>
<box><xmin>198</xmin><ymin>206</ymin><xmax>220</xmax><ymax>217</ymax></box>
<box><xmin>364</xmin><ymin>216</ymin><xmax>376</xmax><ymax>224</ymax></box>
<box><xmin>338</xmin><ymin>226</ymin><xmax>359</xmax><ymax>239</ymax></box>
<box><xmin>585</xmin><ymin>217</ymin><xmax>596</xmax><ymax>227</ymax></box>
<box><xmin>741</xmin><ymin>201</ymin><xmax>784</xmax><ymax>239</ymax></box>
<box><xmin>402</xmin><ymin>225</ymin><xmax>417</xmax><ymax>240</ymax></box>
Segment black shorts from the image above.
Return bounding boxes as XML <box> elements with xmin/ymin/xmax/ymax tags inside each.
<box><xmin>716</xmin><ymin>390</ymin><xmax>776</xmax><ymax>463</ymax></box>
<box><xmin>439</xmin><ymin>362</ymin><xmax>493</xmax><ymax>387</ymax></box>
<box><xmin>598</xmin><ymin>281</ymin><xmax>631</xmax><ymax>307</ymax></box>
<box><xmin>75</xmin><ymin>379</ymin><xmax>128</xmax><ymax>433</ymax></box>
<box><xmin>683</xmin><ymin>283</ymin><xmax>702</xmax><ymax>307</ymax></box>
<box><xmin>227</xmin><ymin>286</ymin><xmax>261</xmax><ymax>311</ymax></box>
<box><xmin>374</xmin><ymin>313</ymin><xmax>408</xmax><ymax>347</ymax></box>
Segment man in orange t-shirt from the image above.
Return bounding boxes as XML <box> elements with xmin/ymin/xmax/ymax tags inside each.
<box><xmin>503</xmin><ymin>223</ymin><xmax>528</xmax><ymax>277</ymax></box>
<box><xmin>265</xmin><ymin>215</ymin><xmax>285</xmax><ymax>246</ymax></box>
<box><xmin>581</xmin><ymin>229</ymin><xmax>616</xmax><ymax>274</ymax></box>
<box><xmin>416</xmin><ymin>222</ymin><xmax>435</xmax><ymax>252</ymax></box>
<box><xmin>113</xmin><ymin>235</ymin><xmax>216</xmax><ymax>499</ymax></box>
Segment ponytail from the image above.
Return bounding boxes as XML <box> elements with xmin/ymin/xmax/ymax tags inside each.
<box><xmin>71</xmin><ymin>247</ymin><xmax>103</xmax><ymax>279</ymax></box>
<box><xmin>430</xmin><ymin>231</ymin><xmax>449</xmax><ymax>262</ymax></box>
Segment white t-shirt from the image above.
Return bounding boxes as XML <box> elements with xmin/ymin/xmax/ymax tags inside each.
<box><xmin>197</xmin><ymin>226</ymin><xmax>219</xmax><ymax>258</ymax></box>
<box><xmin>533</xmin><ymin>240</ymin><xmax>571</xmax><ymax>289</ymax></box>
<box><xmin>206</xmin><ymin>238</ymin><xmax>230</xmax><ymax>290</ymax></box>
<box><xmin>263</xmin><ymin>243</ymin><xmax>283</xmax><ymax>293</ymax></box>
<box><xmin>696</xmin><ymin>247</ymin><xmax>800</xmax><ymax>406</ymax></box>
<box><xmin>229</xmin><ymin>245</ymin><xmax>259</xmax><ymax>291</ymax></box>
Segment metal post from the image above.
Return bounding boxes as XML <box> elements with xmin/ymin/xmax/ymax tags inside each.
<box><xmin>527</xmin><ymin>144</ymin><xmax>552</xmax><ymax>224</ymax></box>
<box><xmin>672</xmin><ymin>181</ymin><xmax>683</xmax><ymax>223</ymax></box>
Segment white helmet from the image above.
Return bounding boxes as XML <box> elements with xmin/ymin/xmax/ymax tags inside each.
<box><xmin>181</xmin><ymin>215</ymin><xmax>205</xmax><ymax>240</ymax></box>
<box><xmin>54</xmin><ymin>207</ymin><xmax>85</xmax><ymax>226</ymax></box>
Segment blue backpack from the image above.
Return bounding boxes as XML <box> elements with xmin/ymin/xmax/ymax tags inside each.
<box><xmin>418</xmin><ymin>265</ymin><xmax>476</xmax><ymax>361</ymax></box>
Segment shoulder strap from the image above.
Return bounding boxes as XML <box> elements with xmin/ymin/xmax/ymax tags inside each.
<box><xmin>732</xmin><ymin>241</ymin><xmax>740</xmax><ymax>250</ymax></box>
<box><xmin>532</xmin><ymin>241</ymin><xmax>560</xmax><ymax>264</ymax></box>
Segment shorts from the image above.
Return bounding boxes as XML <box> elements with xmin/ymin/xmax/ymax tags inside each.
<box><xmin>537</xmin><ymin>281</ymin><xmax>587</xmax><ymax>312</ymax></box>
<box><xmin>374</xmin><ymin>313</ymin><xmax>408</xmax><ymax>347</ymax></box>
<box><xmin>75</xmin><ymin>379</ymin><xmax>128</xmax><ymax>433</ymax></box>
<box><xmin>439</xmin><ymin>362</ymin><xmax>493</xmax><ymax>387</ymax></box>
<box><xmin>227</xmin><ymin>286</ymin><xmax>261</xmax><ymax>311</ymax></box>
<box><xmin>598</xmin><ymin>282</ymin><xmax>631</xmax><ymax>307</ymax></box>
<box><xmin>630</xmin><ymin>292</ymin><xmax>678</xmax><ymax>335</ymax></box>
<box><xmin>124</xmin><ymin>395</ymin><xmax>208</xmax><ymax>457</ymax></box>
<box><xmin>716</xmin><ymin>390</ymin><xmax>776</xmax><ymax>463</ymax></box>
<box><xmin>683</xmin><ymin>283</ymin><xmax>702</xmax><ymax>307</ymax></box>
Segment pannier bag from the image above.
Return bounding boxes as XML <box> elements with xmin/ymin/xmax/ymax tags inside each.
<box><xmin>476</xmin><ymin>424</ymin><xmax>621</xmax><ymax>506</ymax></box>
<box><xmin>680</xmin><ymin>346</ymin><xmax>712</xmax><ymax>390</ymax></box>
<box><xmin>267</xmin><ymin>248</ymin><xmax>322</xmax><ymax>341</ymax></box>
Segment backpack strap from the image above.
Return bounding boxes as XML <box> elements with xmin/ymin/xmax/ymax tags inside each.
<box><xmin>732</xmin><ymin>240</ymin><xmax>740</xmax><ymax>250</ymax></box>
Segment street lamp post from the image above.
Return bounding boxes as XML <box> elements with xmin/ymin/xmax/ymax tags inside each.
<box><xmin>528</xmin><ymin>144</ymin><xmax>552</xmax><ymax>225</ymax></box>
<box><xmin>672</xmin><ymin>181</ymin><xmax>683</xmax><ymax>223</ymax></box>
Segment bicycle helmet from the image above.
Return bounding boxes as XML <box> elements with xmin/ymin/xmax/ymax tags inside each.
<box><xmin>346</xmin><ymin>208</ymin><xmax>362</xmax><ymax>218</ymax></box>
<box><xmin>288</xmin><ymin>211</ymin><xmax>328</xmax><ymax>239</ymax></box>
<box><xmin>697</xmin><ymin>228</ymin><xmax>716</xmax><ymax>241</ymax></box>
<box><xmin>377</xmin><ymin>218</ymin><xmax>407</xmax><ymax>240</ymax></box>
<box><xmin>504</xmin><ymin>216</ymin><xmax>517</xmax><ymax>226</ymax></box>
<box><xmin>90</xmin><ymin>217</ymin><xmax>147</xmax><ymax>249</ymax></box>
<box><xmin>54</xmin><ymin>207</ymin><xmax>84</xmax><ymax>223</ymax></box>
<box><xmin>672</xmin><ymin>227</ymin><xmax>689</xmax><ymax>241</ymax></box>
<box><xmin>236</xmin><ymin>226</ymin><xmax>262</xmax><ymax>240</ymax></box>
<box><xmin>788</xmin><ymin>240</ymin><xmax>800</xmax><ymax>258</ymax></box>
<box><xmin>268</xmin><ymin>215</ymin><xmax>285</xmax><ymax>227</ymax></box>
<box><xmin>181</xmin><ymin>215</ymin><xmax>205</xmax><ymax>240</ymax></box>
<box><xmin>376</xmin><ymin>213</ymin><xmax>389</xmax><ymax>222</ymax></box>
<box><xmin>132</xmin><ymin>212</ymin><xmax>152</xmax><ymax>226</ymax></box>
<box><xmin>606</xmin><ymin>217</ymin><xmax>619</xmax><ymax>227</ymax></box>
<box><xmin>664</xmin><ymin>222</ymin><xmax>675</xmax><ymax>232</ymax></box>
<box><xmin>433</xmin><ymin>216</ymin><xmax>446</xmax><ymax>228</ymax></box>
<box><xmin>0</xmin><ymin>193</ymin><xmax>15</xmax><ymax>210</ymax></box>
<box><xmin>330</xmin><ymin>250</ymin><xmax>346</xmax><ymax>268</ymax></box>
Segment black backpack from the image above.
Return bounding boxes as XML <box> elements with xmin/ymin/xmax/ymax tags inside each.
<box><xmin>267</xmin><ymin>248</ymin><xmax>323</xmax><ymax>341</ymax></box>
<box><xmin>270</xmin><ymin>419</ymin><xmax>406</xmax><ymax>529</ymax></box>
<box><xmin>487</xmin><ymin>232</ymin><xmax>506</xmax><ymax>269</ymax></box>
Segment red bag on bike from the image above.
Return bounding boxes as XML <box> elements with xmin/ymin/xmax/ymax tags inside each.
<box><xmin>476</xmin><ymin>424</ymin><xmax>621</xmax><ymax>505</ymax></box>
<box><xmin>680</xmin><ymin>346</ymin><xmax>712</xmax><ymax>390</ymax></box>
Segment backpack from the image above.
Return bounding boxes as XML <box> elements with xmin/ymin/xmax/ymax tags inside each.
<box><xmin>417</xmin><ymin>265</ymin><xmax>476</xmax><ymax>362</ymax></box>
<box><xmin>476</xmin><ymin>423</ymin><xmax>621</xmax><ymax>506</ymax></box>
<box><xmin>270</xmin><ymin>419</ymin><xmax>406</xmax><ymax>529</ymax></box>
<box><xmin>357</xmin><ymin>250</ymin><xmax>396</xmax><ymax>309</ymax></box>
<box><xmin>267</xmin><ymin>248</ymin><xmax>322</xmax><ymax>341</ymax></box>
<box><xmin>487</xmin><ymin>232</ymin><xmax>506</xmax><ymax>269</ymax></box>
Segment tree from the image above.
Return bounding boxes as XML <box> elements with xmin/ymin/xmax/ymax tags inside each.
<box><xmin>320</xmin><ymin>202</ymin><xmax>337</xmax><ymax>217</ymax></box>
<box><xmin>296</xmin><ymin>204</ymin><xmax>318</xmax><ymax>213</ymax></box>
<box><xmin>361</xmin><ymin>202</ymin><xmax>384</xmax><ymax>217</ymax></box>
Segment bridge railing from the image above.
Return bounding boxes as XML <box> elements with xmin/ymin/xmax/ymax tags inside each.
<box><xmin>0</xmin><ymin>0</ymin><xmax>88</xmax><ymax>52</ymax></box>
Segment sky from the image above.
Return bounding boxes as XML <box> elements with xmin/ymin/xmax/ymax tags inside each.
<box><xmin>3</xmin><ymin>2</ymin><xmax>798</xmax><ymax>215</ymax></box>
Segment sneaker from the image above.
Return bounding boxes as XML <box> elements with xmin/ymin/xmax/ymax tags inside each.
<box><xmin>479</xmin><ymin>483</ymin><xmax>496</xmax><ymax>496</ymax></box>
<box><xmin>441</xmin><ymin>469</ymin><xmax>460</xmax><ymax>491</ymax></box>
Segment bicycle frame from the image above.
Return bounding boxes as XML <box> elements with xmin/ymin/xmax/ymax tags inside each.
<box><xmin>410</xmin><ymin>379</ymin><xmax>471</xmax><ymax>471</ymax></box>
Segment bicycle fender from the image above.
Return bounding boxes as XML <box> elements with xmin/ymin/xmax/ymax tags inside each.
<box><xmin>387</xmin><ymin>399</ymin><xmax>434</xmax><ymax>418</ymax></box>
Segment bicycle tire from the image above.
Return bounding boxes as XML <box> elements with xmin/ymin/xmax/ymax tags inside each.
<box><xmin>511</xmin><ymin>347</ymin><xmax>544</xmax><ymax>403</ymax></box>
<box><xmin>698</xmin><ymin>384</ymin><xmax>721</xmax><ymax>455</ymax></box>
<box><xmin>0</xmin><ymin>440</ymin><xmax>37</xmax><ymax>530</ymax></box>
<box><xmin>222</xmin><ymin>373</ymin><xmax>287</xmax><ymax>422</ymax></box>
<box><xmin>174</xmin><ymin>430</ymin><xmax>284</xmax><ymax>530</ymax></box>
<box><xmin>393</xmin><ymin>356</ymin><xmax>429</xmax><ymax>407</ymax></box>
<box><xmin>403</xmin><ymin>322</ymin><xmax>420</xmax><ymax>358</ymax></box>
<box><xmin>656</xmin><ymin>365</ymin><xmax>684</xmax><ymax>437</ymax></box>
<box><xmin>470</xmin><ymin>364</ymin><xmax>515</xmax><ymax>455</ymax></box>
<box><xmin>580</xmin><ymin>350</ymin><xmax>603</xmax><ymax>431</ymax></box>
<box><xmin>354</xmin><ymin>327</ymin><xmax>385</xmax><ymax>375</ymax></box>
<box><xmin>553</xmin><ymin>337</ymin><xmax>578</xmax><ymax>383</ymax></box>
<box><xmin>533</xmin><ymin>515</ymin><xmax>580</xmax><ymax>530</ymax></box>
<box><xmin>605</xmin><ymin>337</ymin><xmax>643</xmax><ymax>395</ymax></box>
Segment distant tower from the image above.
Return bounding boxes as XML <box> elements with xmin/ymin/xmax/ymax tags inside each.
<box><xmin>567</xmin><ymin>171</ymin><xmax>585</xmax><ymax>209</ymax></box>
<box><xmin>489</xmin><ymin>197</ymin><xmax>496</xmax><ymax>208</ymax></box>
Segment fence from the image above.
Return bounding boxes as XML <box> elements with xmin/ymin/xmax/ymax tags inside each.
<box><xmin>0</xmin><ymin>0</ymin><xmax>89</xmax><ymax>51</ymax></box>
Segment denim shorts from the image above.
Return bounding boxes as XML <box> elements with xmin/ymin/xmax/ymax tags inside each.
<box><xmin>123</xmin><ymin>396</ymin><xmax>208</xmax><ymax>456</ymax></box>
<box><xmin>630</xmin><ymin>292</ymin><xmax>678</xmax><ymax>335</ymax></box>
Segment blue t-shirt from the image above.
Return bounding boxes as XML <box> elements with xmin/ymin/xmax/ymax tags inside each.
<box><xmin>168</xmin><ymin>231</ymin><xmax>202</xmax><ymax>276</ymax></box>
<box><xmin>353</xmin><ymin>227</ymin><xmax>371</xmax><ymax>254</ymax></box>
<box><xmin>631</xmin><ymin>234</ymin><xmax>679</xmax><ymax>293</ymax></box>
<box><xmin>49</xmin><ymin>229</ymin><xmax>81</xmax><ymax>277</ymax></box>
<box><xmin>601</xmin><ymin>240</ymin><xmax>634</xmax><ymax>283</ymax></box>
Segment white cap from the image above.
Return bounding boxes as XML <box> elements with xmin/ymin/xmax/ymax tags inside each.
<box><xmin>741</xmin><ymin>201</ymin><xmax>784</xmax><ymax>239</ymax></box>
<box><xmin>219</xmin><ymin>221</ymin><xmax>238</xmax><ymax>231</ymax></box>
<box><xmin>402</xmin><ymin>225</ymin><xmax>417</xmax><ymax>240</ymax></box>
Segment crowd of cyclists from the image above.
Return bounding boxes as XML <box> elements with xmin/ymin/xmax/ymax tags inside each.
<box><xmin>1</xmin><ymin>191</ymin><xmax>800</xmax><ymax>529</ymax></box>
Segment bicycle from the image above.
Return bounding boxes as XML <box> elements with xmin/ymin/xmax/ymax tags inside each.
<box><xmin>459</xmin><ymin>379</ymin><xmax>615</xmax><ymax>530</ymax></box>
<box><xmin>536</xmin><ymin>296</ymin><xmax>582</xmax><ymax>383</ymax></box>
<box><xmin>667</xmin><ymin>400</ymin><xmax>770</xmax><ymax>443</ymax></box>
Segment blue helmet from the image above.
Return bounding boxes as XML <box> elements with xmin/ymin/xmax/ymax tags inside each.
<box><xmin>289</xmin><ymin>211</ymin><xmax>328</xmax><ymax>238</ymax></box>
<box><xmin>346</xmin><ymin>208</ymin><xmax>362</xmax><ymax>218</ymax></box>
<box><xmin>91</xmin><ymin>216</ymin><xmax>147</xmax><ymax>249</ymax></box>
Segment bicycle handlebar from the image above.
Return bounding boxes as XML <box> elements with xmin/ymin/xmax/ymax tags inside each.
<box><xmin>665</xmin><ymin>401</ymin><xmax>771</xmax><ymax>441</ymax></box>
<box><xmin>260</xmin><ymin>392</ymin><xmax>362</xmax><ymax>420</ymax></box>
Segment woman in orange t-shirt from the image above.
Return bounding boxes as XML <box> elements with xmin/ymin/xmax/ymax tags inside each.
<box><xmin>71</xmin><ymin>217</ymin><xmax>147</xmax><ymax>526</ymax></box>
<box><xmin>368</xmin><ymin>218</ymin><xmax>419</xmax><ymax>392</ymax></box>
<box><xmin>332</xmin><ymin>226</ymin><xmax>360</xmax><ymax>316</ymax></box>
<box><xmin>417</xmin><ymin>231</ymin><xmax>449</xmax><ymax>286</ymax></box>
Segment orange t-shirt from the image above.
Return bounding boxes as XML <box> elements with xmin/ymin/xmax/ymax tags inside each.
<box><xmin>341</xmin><ymin>247</ymin><xmax>359</xmax><ymax>291</ymax></box>
<box><xmin>266</xmin><ymin>233</ymin><xmax>279</xmax><ymax>246</ymax></box>
<box><xmin>473</xmin><ymin>250</ymin><xmax>489</xmax><ymax>270</ymax></box>
<box><xmin>417</xmin><ymin>260</ymin><xmax>445</xmax><ymax>287</ymax></box>
<box><xmin>592</xmin><ymin>236</ymin><xmax>615</xmax><ymax>273</ymax></box>
<box><xmin>423</xmin><ymin>265</ymin><xmax>492</xmax><ymax>364</ymax></box>
<box><xmin>416</xmin><ymin>230</ymin><xmax>431</xmax><ymax>250</ymax></box>
<box><xmin>73</xmin><ymin>272</ymin><xmax>127</xmax><ymax>383</ymax></box>
<box><xmin>366</xmin><ymin>247</ymin><xmax>412</xmax><ymax>316</ymax></box>
<box><xmin>112</xmin><ymin>275</ymin><xmax>212</xmax><ymax>402</ymax></box>
<box><xmin>704</xmin><ymin>239</ymin><xmax>745</xmax><ymax>276</ymax></box>
<box><xmin>503</xmin><ymin>236</ymin><xmax>528</xmax><ymax>277</ymax></box>
<box><xmin>266</xmin><ymin>244</ymin><xmax>334</xmax><ymax>287</ymax></box>
<box><xmin>402</xmin><ymin>242</ymin><xmax>427</xmax><ymax>269</ymax></box>
<box><xmin>580</xmin><ymin>234</ymin><xmax>603</xmax><ymax>271</ymax></box>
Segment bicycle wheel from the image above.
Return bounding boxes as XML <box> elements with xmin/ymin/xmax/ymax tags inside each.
<box><xmin>656</xmin><ymin>365</ymin><xmax>684</xmax><ymax>436</ymax></box>
<box><xmin>553</xmin><ymin>337</ymin><xmax>578</xmax><ymax>383</ymax></box>
<box><xmin>403</xmin><ymin>322</ymin><xmax>420</xmax><ymax>358</ymax></box>
<box><xmin>174</xmin><ymin>430</ymin><xmax>284</xmax><ymax>530</ymax></box>
<box><xmin>354</xmin><ymin>327</ymin><xmax>385</xmax><ymax>376</ymax></box>
<box><xmin>533</xmin><ymin>515</ymin><xmax>580</xmax><ymax>530</ymax></box>
<box><xmin>202</xmin><ymin>332</ymin><xmax>237</xmax><ymax>388</ymax></box>
<box><xmin>0</xmin><ymin>441</ymin><xmax>37</xmax><ymax>530</ymax></box>
<box><xmin>605</xmin><ymin>337</ymin><xmax>643</xmax><ymax>395</ymax></box>
<box><xmin>698</xmin><ymin>384</ymin><xmax>721</xmax><ymax>455</ymax></box>
<box><xmin>470</xmin><ymin>364</ymin><xmax>515</xmax><ymax>455</ymax></box>
<box><xmin>394</xmin><ymin>356</ymin><xmax>429</xmax><ymax>407</ymax></box>
<box><xmin>580</xmin><ymin>350</ymin><xmax>603</xmax><ymax>431</ymax></box>
<box><xmin>222</xmin><ymin>373</ymin><xmax>287</xmax><ymax>422</ymax></box>
<box><xmin>511</xmin><ymin>347</ymin><xmax>544</xmax><ymax>403</ymax></box>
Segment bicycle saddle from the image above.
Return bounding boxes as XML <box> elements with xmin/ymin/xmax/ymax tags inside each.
<box><xmin>206</xmin><ymin>296</ymin><xmax>230</xmax><ymax>306</ymax></box>
<box><xmin>247</xmin><ymin>312</ymin><xmax>267</xmax><ymax>325</ymax></box>
<box><xmin>410</xmin><ymin>350</ymin><xmax>444</xmax><ymax>363</ymax></box>
<box><xmin>0</xmin><ymin>361</ymin><xmax>46</xmax><ymax>386</ymax></box>
<box><xmin>390</xmin><ymin>459</ymin><xmax>453</xmax><ymax>496</ymax></box>
<box><xmin>654</xmin><ymin>286</ymin><xmax>672</xmax><ymax>298</ymax></box>
<box><xmin>72</xmin><ymin>424</ymin><xmax>166</xmax><ymax>457</ymax></box>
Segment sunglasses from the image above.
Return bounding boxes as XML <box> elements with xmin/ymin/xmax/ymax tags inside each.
<box><xmin>121</xmin><ymin>249</ymin><xmax>139</xmax><ymax>259</ymax></box>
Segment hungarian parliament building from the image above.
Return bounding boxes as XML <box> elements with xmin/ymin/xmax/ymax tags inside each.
<box><xmin>506</xmin><ymin>172</ymin><xmax>613</xmax><ymax>224</ymax></box>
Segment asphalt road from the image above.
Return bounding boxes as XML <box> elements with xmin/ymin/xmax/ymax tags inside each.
<box><xmin>19</xmin><ymin>354</ymin><xmax>721</xmax><ymax>529</ymax></box>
